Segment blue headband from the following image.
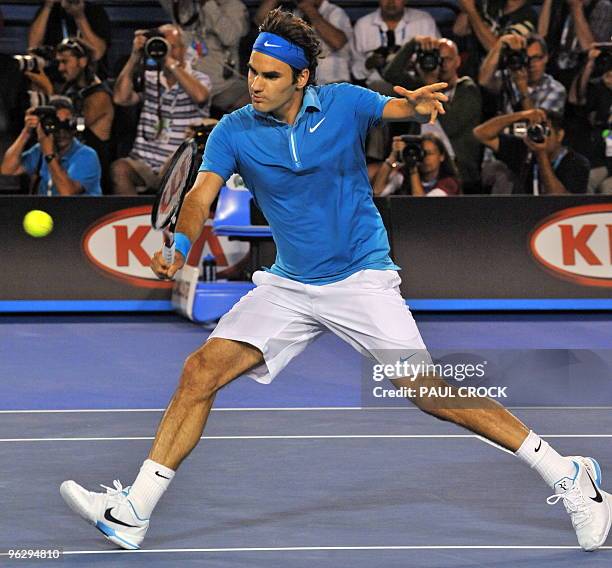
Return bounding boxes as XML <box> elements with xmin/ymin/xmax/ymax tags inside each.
<box><xmin>252</xmin><ymin>32</ymin><xmax>309</xmax><ymax>70</ymax></box>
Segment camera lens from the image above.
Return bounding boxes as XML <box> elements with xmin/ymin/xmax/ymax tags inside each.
<box><xmin>527</xmin><ymin>124</ymin><xmax>548</xmax><ymax>143</ymax></box>
<box><xmin>500</xmin><ymin>48</ymin><xmax>529</xmax><ymax>71</ymax></box>
<box><xmin>13</xmin><ymin>55</ymin><xmax>40</xmax><ymax>73</ymax></box>
<box><xmin>145</xmin><ymin>37</ymin><xmax>169</xmax><ymax>61</ymax></box>
<box><xmin>417</xmin><ymin>50</ymin><xmax>441</xmax><ymax>72</ymax></box>
<box><xmin>400</xmin><ymin>136</ymin><xmax>425</xmax><ymax>168</ymax></box>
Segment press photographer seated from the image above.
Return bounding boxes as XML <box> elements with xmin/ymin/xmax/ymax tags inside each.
<box><xmin>111</xmin><ymin>24</ymin><xmax>211</xmax><ymax>195</ymax></box>
<box><xmin>0</xmin><ymin>96</ymin><xmax>101</xmax><ymax>195</ymax></box>
<box><xmin>473</xmin><ymin>109</ymin><xmax>589</xmax><ymax>195</ymax></box>
<box><xmin>372</xmin><ymin>133</ymin><xmax>461</xmax><ymax>197</ymax></box>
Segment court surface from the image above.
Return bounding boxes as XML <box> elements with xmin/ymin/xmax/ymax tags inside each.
<box><xmin>1</xmin><ymin>312</ymin><xmax>612</xmax><ymax>567</ymax></box>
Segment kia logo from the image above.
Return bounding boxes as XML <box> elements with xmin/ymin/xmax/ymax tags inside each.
<box><xmin>83</xmin><ymin>206</ymin><xmax>249</xmax><ymax>288</ymax></box>
<box><xmin>530</xmin><ymin>203</ymin><xmax>612</xmax><ymax>288</ymax></box>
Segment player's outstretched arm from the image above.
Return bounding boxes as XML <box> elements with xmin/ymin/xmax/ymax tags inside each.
<box><xmin>383</xmin><ymin>83</ymin><xmax>449</xmax><ymax>124</ymax></box>
<box><xmin>151</xmin><ymin>171</ymin><xmax>224</xmax><ymax>279</ymax></box>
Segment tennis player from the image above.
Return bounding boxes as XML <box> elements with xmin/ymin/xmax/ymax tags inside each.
<box><xmin>61</xmin><ymin>9</ymin><xmax>610</xmax><ymax>552</ymax></box>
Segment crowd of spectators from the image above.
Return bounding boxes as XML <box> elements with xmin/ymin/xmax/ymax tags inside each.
<box><xmin>0</xmin><ymin>0</ymin><xmax>610</xmax><ymax>197</ymax></box>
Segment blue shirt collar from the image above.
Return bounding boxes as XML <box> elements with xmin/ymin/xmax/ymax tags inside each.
<box><xmin>254</xmin><ymin>86</ymin><xmax>322</xmax><ymax>124</ymax></box>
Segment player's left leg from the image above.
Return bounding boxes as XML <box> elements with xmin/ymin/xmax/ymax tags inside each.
<box><xmin>317</xmin><ymin>269</ymin><xmax>611</xmax><ymax>551</ymax></box>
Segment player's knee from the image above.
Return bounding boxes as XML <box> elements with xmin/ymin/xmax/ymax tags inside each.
<box><xmin>178</xmin><ymin>352</ymin><xmax>223</xmax><ymax>400</ymax></box>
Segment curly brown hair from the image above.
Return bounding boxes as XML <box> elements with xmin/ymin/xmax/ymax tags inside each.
<box><xmin>258</xmin><ymin>8</ymin><xmax>321</xmax><ymax>86</ymax></box>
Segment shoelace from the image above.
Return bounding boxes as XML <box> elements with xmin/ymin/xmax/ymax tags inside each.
<box><xmin>547</xmin><ymin>487</ymin><xmax>592</xmax><ymax>529</ymax></box>
<box><xmin>100</xmin><ymin>479</ymin><xmax>131</xmax><ymax>497</ymax></box>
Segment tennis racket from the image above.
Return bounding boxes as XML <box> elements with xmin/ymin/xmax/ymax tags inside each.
<box><xmin>151</xmin><ymin>137</ymin><xmax>200</xmax><ymax>265</ymax></box>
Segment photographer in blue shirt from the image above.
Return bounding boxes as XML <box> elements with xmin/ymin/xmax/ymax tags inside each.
<box><xmin>1</xmin><ymin>96</ymin><xmax>101</xmax><ymax>195</ymax></box>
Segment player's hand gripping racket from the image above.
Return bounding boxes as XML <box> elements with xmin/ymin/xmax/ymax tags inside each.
<box><xmin>151</xmin><ymin>137</ymin><xmax>200</xmax><ymax>266</ymax></box>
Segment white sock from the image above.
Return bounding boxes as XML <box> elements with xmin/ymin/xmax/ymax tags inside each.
<box><xmin>127</xmin><ymin>459</ymin><xmax>175</xmax><ymax>519</ymax></box>
<box><xmin>515</xmin><ymin>430</ymin><xmax>577</xmax><ymax>489</ymax></box>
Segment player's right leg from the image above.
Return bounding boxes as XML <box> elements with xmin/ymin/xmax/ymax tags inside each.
<box><xmin>61</xmin><ymin>270</ymin><xmax>323</xmax><ymax>549</ymax></box>
<box><xmin>60</xmin><ymin>337</ymin><xmax>263</xmax><ymax>550</ymax></box>
<box><xmin>149</xmin><ymin>337</ymin><xmax>263</xmax><ymax>470</ymax></box>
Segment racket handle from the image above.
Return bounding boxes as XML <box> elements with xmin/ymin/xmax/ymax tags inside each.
<box><xmin>162</xmin><ymin>241</ymin><xmax>175</xmax><ymax>265</ymax></box>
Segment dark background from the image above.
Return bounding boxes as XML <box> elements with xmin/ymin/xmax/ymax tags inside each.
<box><xmin>3</xmin><ymin>195</ymin><xmax>610</xmax><ymax>302</ymax></box>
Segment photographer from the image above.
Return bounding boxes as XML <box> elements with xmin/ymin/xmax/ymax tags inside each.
<box><xmin>255</xmin><ymin>0</ymin><xmax>352</xmax><ymax>85</ymax></box>
<box><xmin>25</xmin><ymin>38</ymin><xmax>113</xmax><ymax>192</ymax></box>
<box><xmin>0</xmin><ymin>96</ymin><xmax>101</xmax><ymax>195</ymax></box>
<box><xmin>453</xmin><ymin>0</ymin><xmax>536</xmax><ymax>52</ymax></box>
<box><xmin>28</xmin><ymin>1</ymin><xmax>110</xmax><ymax>75</ymax></box>
<box><xmin>473</xmin><ymin>108</ymin><xmax>589</xmax><ymax>194</ymax></box>
<box><xmin>372</xmin><ymin>134</ymin><xmax>461</xmax><ymax>196</ymax></box>
<box><xmin>383</xmin><ymin>36</ymin><xmax>483</xmax><ymax>191</ymax></box>
<box><xmin>568</xmin><ymin>45</ymin><xmax>612</xmax><ymax>193</ymax></box>
<box><xmin>159</xmin><ymin>0</ymin><xmax>249</xmax><ymax>112</ymax></box>
<box><xmin>538</xmin><ymin>0</ymin><xmax>612</xmax><ymax>88</ymax></box>
<box><xmin>111</xmin><ymin>25</ymin><xmax>211</xmax><ymax>195</ymax></box>
<box><xmin>479</xmin><ymin>33</ymin><xmax>566</xmax><ymax>113</ymax></box>
<box><xmin>351</xmin><ymin>0</ymin><xmax>439</xmax><ymax>94</ymax></box>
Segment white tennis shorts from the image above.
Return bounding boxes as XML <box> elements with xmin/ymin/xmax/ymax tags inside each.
<box><xmin>208</xmin><ymin>269</ymin><xmax>431</xmax><ymax>384</ymax></box>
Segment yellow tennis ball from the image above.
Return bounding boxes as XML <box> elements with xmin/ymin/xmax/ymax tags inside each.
<box><xmin>23</xmin><ymin>209</ymin><xmax>53</xmax><ymax>238</ymax></box>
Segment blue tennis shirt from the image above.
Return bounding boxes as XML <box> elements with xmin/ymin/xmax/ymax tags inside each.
<box><xmin>199</xmin><ymin>82</ymin><xmax>400</xmax><ymax>285</ymax></box>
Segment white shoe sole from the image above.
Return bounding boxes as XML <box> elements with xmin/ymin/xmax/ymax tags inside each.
<box><xmin>60</xmin><ymin>481</ymin><xmax>141</xmax><ymax>550</ymax></box>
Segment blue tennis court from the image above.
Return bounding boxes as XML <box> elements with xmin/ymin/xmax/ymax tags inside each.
<box><xmin>1</xmin><ymin>312</ymin><xmax>611</xmax><ymax>566</ymax></box>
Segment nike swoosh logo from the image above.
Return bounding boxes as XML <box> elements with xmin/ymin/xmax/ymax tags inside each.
<box><xmin>399</xmin><ymin>354</ymin><xmax>415</xmax><ymax>363</ymax></box>
<box><xmin>155</xmin><ymin>471</ymin><xmax>170</xmax><ymax>480</ymax></box>
<box><xmin>535</xmin><ymin>440</ymin><xmax>542</xmax><ymax>452</ymax></box>
<box><xmin>309</xmin><ymin>117</ymin><xmax>326</xmax><ymax>133</ymax></box>
<box><xmin>104</xmin><ymin>507</ymin><xmax>139</xmax><ymax>528</ymax></box>
<box><xmin>263</xmin><ymin>41</ymin><xmax>282</xmax><ymax>48</ymax></box>
<box><xmin>586</xmin><ymin>469</ymin><xmax>604</xmax><ymax>503</ymax></box>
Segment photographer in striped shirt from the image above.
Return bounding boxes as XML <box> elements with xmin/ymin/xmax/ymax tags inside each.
<box><xmin>111</xmin><ymin>24</ymin><xmax>211</xmax><ymax>195</ymax></box>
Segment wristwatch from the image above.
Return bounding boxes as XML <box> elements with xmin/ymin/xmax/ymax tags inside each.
<box><xmin>385</xmin><ymin>159</ymin><xmax>399</xmax><ymax>169</ymax></box>
<box><xmin>44</xmin><ymin>153</ymin><xmax>57</xmax><ymax>164</ymax></box>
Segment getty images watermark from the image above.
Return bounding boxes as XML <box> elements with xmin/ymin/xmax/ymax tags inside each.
<box><xmin>361</xmin><ymin>349</ymin><xmax>612</xmax><ymax>409</ymax></box>
<box><xmin>363</xmin><ymin>351</ymin><xmax>507</xmax><ymax>408</ymax></box>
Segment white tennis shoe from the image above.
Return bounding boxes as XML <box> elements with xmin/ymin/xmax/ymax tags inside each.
<box><xmin>547</xmin><ymin>457</ymin><xmax>612</xmax><ymax>551</ymax></box>
<box><xmin>60</xmin><ymin>479</ymin><xmax>149</xmax><ymax>550</ymax></box>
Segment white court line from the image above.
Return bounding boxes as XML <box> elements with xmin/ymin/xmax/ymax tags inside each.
<box><xmin>1</xmin><ymin>545</ymin><xmax>611</xmax><ymax>556</ymax></box>
<box><xmin>2</xmin><ymin>434</ymin><xmax>612</xmax><ymax>442</ymax></box>
<box><xmin>2</xmin><ymin>406</ymin><xmax>612</xmax><ymax>414</ymax></box>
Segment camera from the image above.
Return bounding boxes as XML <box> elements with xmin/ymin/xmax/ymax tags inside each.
<box><xmin>399</xmin><ymin>134</ymin><xmax>425</xmax><ymax>169</ymax></box>
<box><xmin>416</xmin><ymin>47</ymin><xmax>442</xmax><ymax>72</ymax></box>
<box><xmin>13</xmin><ymin>46</ymin><xmax>55</xmax><ymax>74</ymax></box>
<box><xmin>32</xmin><ymin>106</ymin><xmax>60</xmax><ymax>135</ymax></box>
<box><xmin>526</xmin><ymin>123</ymin><xmax>550</xmax><ymax>143</ymax></box>
<box><xmin>499</xmin><ymin>47</ymin><xmax>529</xmax><ymax>71</ymax></box>
<box><xmin>509</xmin><ymin>121</ymin><xmax>550</xmax><ymax>142</ymax></box>
<box><xmin>13</xmin><ymin>54</ymin><xmax>45</xmax><ymax>73</ymax></box>
<box><xmin>143</xmin><ymin>29</ymin><xmax>169</xmax><ymax>65</ymax></box>
<box><xmin>32</xmin><ymin>106</ymin><xmax>76</xmax><ymax>136</ymax></box>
